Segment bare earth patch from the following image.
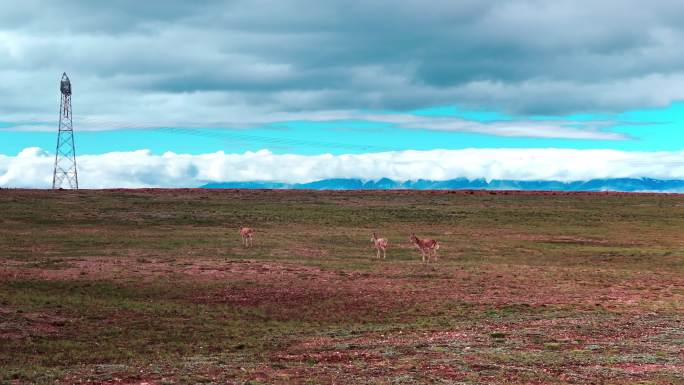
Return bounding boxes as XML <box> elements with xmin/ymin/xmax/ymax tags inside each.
<box><xmin>0</xmin><ymin>306</ymin><xmax>67</xmax><ymax>340</ymax></box>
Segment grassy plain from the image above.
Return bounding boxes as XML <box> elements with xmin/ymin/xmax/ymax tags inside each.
<box><xmin>0</xmin><ymin>189</ymin><xmax>682</xmax><ymax>384</ymax></box>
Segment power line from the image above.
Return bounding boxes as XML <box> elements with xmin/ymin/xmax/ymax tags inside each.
<box><xmin>46</xmin><ymin>115</ymin><xmax>684</xmax><ymax>164</ymax></box>
<box><xmin>74</xmin><ymin>116</ymin><xmax>406</xmax><ymax>152</ymax></box>
<box><xmin>155</xmin><ymin>127</ymin><xmax>403</xmax><ymax>152</ymax></box>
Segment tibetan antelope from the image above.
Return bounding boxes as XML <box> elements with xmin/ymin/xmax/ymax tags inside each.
<box><xmin>409</xmin><ymin>233</ymin><xmax>440</xmax><ymax>263</ymax></box>
<box><xmin>371</xmin><ymin>232</ymin><xmax>388</xmax><ymax>259</ymax></box>
<box><xmin>239</xmin><ymin>227</ymin><xmax>254</xmax><ymax>247</ymax></box>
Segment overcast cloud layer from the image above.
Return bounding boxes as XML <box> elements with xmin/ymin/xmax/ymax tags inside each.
<box><xmin>4</xmin><ymin>1</ymin><xmax>684</xmax><ymax>128</ymax></box>
<box><xmin>2</xmin><ymin>147</ymin><xmax>684</xmax><ymax>189</ymax></box>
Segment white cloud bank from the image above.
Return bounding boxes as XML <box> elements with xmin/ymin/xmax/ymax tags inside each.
<box><xmin>1</xmin><ymin>147</ymin><xmax>684</xmax><ymax>189</ymax></box>
<box><xmin>7</xmin><ymin>111</ymin><xmax>627</xmax><ymax>141</ymax></box>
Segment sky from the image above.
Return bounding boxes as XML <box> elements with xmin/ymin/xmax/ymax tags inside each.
<box><xmin>1</xmin><ymin>0</ymin><xmax>684</xmax><ymax>188</ymax></box>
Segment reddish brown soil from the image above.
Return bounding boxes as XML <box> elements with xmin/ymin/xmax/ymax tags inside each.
<box><xmin>0</xmin><ymin>305</ymin><xmax>68</xmax><ymax>340</ymax></box>
<box><xmin>3</xmin><ymin>258</ymin><xmax>682</xmax><ymax>315</ymax></box>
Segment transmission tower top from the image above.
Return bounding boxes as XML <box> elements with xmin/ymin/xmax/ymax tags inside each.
<box><xmin>60</xmin><ymin>73</ymin><xmax>71</xmax><ymax>96</ymax></box>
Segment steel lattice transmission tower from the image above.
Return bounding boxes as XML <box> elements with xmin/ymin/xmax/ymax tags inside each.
<box><xmin>52</xmin><ymin>73</ymin><xmax>79</xmax><ymax>189</ymax></box>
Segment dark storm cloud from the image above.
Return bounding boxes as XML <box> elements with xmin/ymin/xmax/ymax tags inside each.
<box><xmin>3</xmin><ymin>0</ymin><xmax>684</xmax><ymax>123</ymax></box>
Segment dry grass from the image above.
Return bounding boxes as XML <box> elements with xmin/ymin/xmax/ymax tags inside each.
<box><xmin>0</xmin><ymin>189</ymin><xmax>682</xmax><ymax>384</ymax></box>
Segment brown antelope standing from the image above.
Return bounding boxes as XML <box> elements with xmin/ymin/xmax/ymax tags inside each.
<box><xmin>371</xmin><ymin>232</ymin><xmax>388</xmax><ymax>259</ymax></box>
<box><xmin>239</xmin><ymin>227</ymin><xmax>254</xmax><ymax>247</ymax></box>
<box><xmin>409</xmin><ymin>233</ymin><xmax>440</xmax><ymax>263</ymax></box>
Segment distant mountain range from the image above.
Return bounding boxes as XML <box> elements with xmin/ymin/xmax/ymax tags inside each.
<box><xmin>201</xmin><ymin>177</ymin><xmax>684</xmax><ymax>193</ymax></box>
